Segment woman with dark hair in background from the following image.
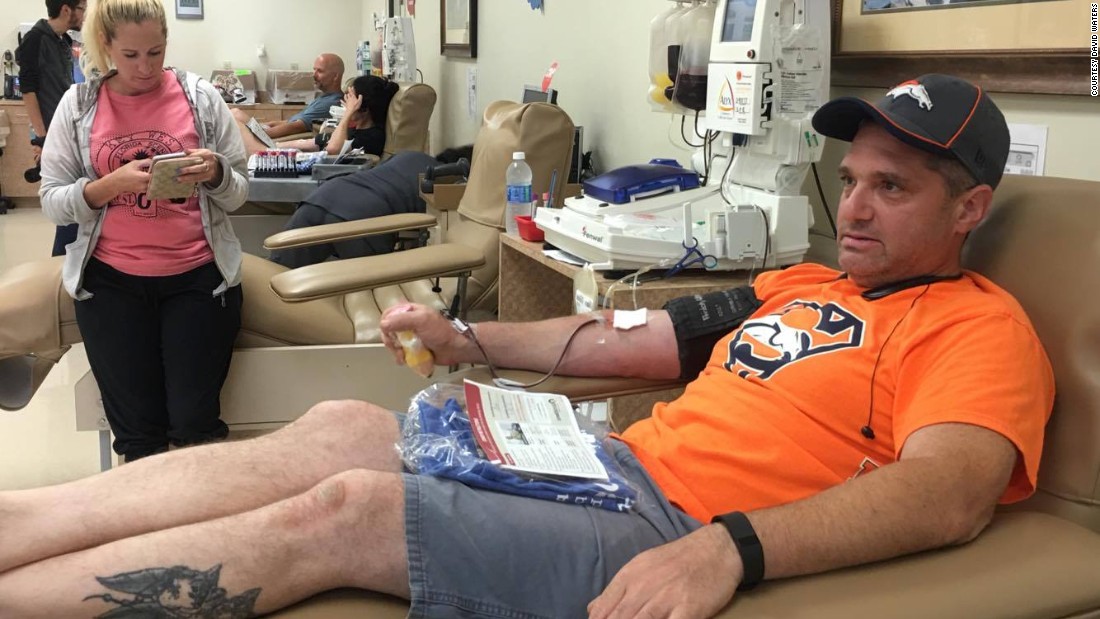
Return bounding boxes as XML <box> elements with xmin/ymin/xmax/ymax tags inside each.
<box><xmin>278</xmin><ymin>75</ymin><xmax>400</xmax><ymax>157</ymax></box>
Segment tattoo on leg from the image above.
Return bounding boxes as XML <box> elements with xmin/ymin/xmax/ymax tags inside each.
<box><xmin>84</xmin><ymin>564</ymin><xmax>262</xmax><ymax>618</ymax></box>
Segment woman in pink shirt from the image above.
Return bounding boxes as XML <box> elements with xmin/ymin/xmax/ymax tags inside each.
<box><xmin>39</xmin><ymin>0</ymin><xmax>249</xmax><ymax>461</ymax></box>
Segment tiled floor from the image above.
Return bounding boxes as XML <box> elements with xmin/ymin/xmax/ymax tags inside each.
<box><xmin>0</xmin><ymin>206</ymin><xmax>103</xmax><ymax>490</ymax></box>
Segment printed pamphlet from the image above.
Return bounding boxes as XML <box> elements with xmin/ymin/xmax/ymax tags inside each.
<box><xmin>463</xmin><ymin>380</ymin><xmax>608</xmax><ymax>480</ymax></box>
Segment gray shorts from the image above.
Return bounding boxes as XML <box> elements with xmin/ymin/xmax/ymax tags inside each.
<box><xmin>401</xmin><ymin>439</ymin><xmax>702</xmax><ymax>618</ymax></box>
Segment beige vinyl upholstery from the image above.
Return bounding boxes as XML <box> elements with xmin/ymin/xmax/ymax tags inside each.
<box><xmin>2</xmin><ymin>171</ymin><xmax>1097</xmax><ymax>615</ymax></box>
<box><xmin>382</xmin><ymin>82</ymin><xmax>436</xmax><ymax>158</ymax></box>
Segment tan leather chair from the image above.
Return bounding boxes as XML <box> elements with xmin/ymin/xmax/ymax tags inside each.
<box><xmin>382</xmin><ymin>82</ymin><xmax>436</xmax><ymax>159</ymax></box>
<box><xmin>262</xmin><ymin>100</ymin><xmax>576</xmax><ymax>322</ymax></box>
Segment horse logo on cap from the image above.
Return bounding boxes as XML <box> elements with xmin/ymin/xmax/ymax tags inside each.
<box><xmin>887</xmin><ymin>80</ymin><xmax>933</xmax><ymax>111</ymax></box>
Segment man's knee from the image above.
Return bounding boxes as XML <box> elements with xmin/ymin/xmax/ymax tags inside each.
<box><xmin>276</xmin><ymin>469</ymin><xmax>400</xmax><ymax>532</ymax></box>
<box><xmin>295</xmin><ymin>399</ymin><xmax>396</xmax><ymax>436</ymax></box>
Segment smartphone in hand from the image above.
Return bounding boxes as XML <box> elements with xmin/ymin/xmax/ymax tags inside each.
<box><xmin>146</xmin><ymin>152</ymin><xmax>202</xmax><ymax>200</ymax></box>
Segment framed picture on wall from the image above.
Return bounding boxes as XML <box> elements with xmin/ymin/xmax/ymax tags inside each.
<box><xmin>832</xmin><ymin>0</ymin><xmax>1090</xmax><ymax>95</ymax></box>
<box><xmin>175</xmin><ymin>0</ymin><xmax>204</xmax><ymax>20</ymax></box>
<box><xmin>441</xmin><ymin>0</ymin><xmax>477</xmax><ymax>58</ymax></box>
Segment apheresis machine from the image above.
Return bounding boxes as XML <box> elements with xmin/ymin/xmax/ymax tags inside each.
<box><xmin>535</xmin><ymin>0</ymin><xmax>830</xmax><ymax>272</ymax></box>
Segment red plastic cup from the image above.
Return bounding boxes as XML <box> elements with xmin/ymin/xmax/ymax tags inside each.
<box><xmin>515</xmin><ymin>215</ymin><xmax>545</xmax><ymax>242</ymax></box>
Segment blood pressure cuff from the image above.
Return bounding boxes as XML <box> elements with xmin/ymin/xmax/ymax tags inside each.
<box><xmin>663</xmin><ymin>286</ymin><xmax>762</xmax><ymax>380</ymax></box>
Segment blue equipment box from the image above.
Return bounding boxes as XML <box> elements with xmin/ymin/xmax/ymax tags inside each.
<box><xmin>582</xmin><ymin>163</ymin><xmax>700</xmax><ymax>205</ymax></box>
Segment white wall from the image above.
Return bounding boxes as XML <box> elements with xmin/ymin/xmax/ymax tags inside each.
<box><xmin>2</xmin><ymin>0</ymin><xmax>364</xmax><ymax>89</ymax></box>
<box><xmin>2</xmin><ymin>3</ymin><xmax>50</xmax><ymax>56</ymax></box>
<box><xmin>408</xmin><ymin>0</ymin><xmax>698</xmax><ymax>168</ymax></box>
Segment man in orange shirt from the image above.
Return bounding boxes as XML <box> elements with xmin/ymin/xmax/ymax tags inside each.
<box><xmin>0</xmin><ymin>74</ymin><xmax>1053</xmax><ymax>618</ymax></box>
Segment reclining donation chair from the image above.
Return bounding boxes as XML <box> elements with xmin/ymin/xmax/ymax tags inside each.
<box><xmin>0</xmin><ymin>100</ymin><xmax>576</xmax><ymax>469</ymax></box>
<box><xmin>231</xmin><ymin>82</ymin><xmax>439</xmax><ymax>253</ymax></box>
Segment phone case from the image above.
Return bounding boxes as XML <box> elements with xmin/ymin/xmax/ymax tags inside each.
<box><xmin>147</xmin><ymin>157</ymin><xmax>201</xmax><ymax>200</ymax></box>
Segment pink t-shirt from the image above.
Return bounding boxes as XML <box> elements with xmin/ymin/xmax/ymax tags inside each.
<box><xmin>91</xmin><ymin>70</ymin><xmax>214</xmax><ymax>276</ymax></box>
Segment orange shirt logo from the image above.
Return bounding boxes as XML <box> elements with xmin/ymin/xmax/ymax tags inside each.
<box><xmin>725</xmin><ymin>300</ymin><xmax>865</xmax><ymax>379</ymax></box>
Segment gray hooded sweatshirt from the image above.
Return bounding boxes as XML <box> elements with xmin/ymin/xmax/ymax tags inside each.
<box><xmin>39</xmin><ymin>67</ymin><xmax>249</xmax><ymax>300</ymax></box>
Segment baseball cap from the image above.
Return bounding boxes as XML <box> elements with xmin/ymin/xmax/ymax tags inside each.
<box><xmin>812</xmin><ymin>74</ymin><xmax>1010</xmax><ymax>189</ymax></box>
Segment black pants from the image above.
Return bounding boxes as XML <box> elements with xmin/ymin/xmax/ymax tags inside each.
<box><xmin>268</xmin><ymin>203</ymin><xmax>395</xmax><ymax>268</ymax></box>
<box><xmin>74</xmin><ymin>258</ymin><xmax>242</xmax><ymax>460</ymax></box>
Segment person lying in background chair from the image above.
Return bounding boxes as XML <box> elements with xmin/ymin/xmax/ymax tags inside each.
<box><xmin>232</xmin><ymin>52</ymin><xmax>344</xmax><ymax>151</ymax></box>
<box><xmin>269</xmin><ymin>148</ymin><xmax>469</xmax><ymax>268</ymax></box>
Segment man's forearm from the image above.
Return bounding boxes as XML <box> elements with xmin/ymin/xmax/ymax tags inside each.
<box><xmin>265</xmin><ymin>119</ymin><xmax>308</xmax><ymax>139</ymax></box>
<box><xmin>22</xmin><ymin>93</ymin><xmax>47</xmax><ymax>138</ymax></box>
<box><xmin>745</xmin><ymin>425</ymin><xmax>1013</xmax><ymax>580</ymax></box>
<box><xmin>469</xmin><ymin>311</ymin><xmax>680</xmax><ymax>379</ymax></box>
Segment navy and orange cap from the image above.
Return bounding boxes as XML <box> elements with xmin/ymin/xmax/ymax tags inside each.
<box><xmin>812</xmin><ymin>74</ymin><xmax>1010</xmax><ymax>189</ymax></box>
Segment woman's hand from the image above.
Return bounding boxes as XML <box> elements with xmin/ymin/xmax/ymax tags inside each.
<box><xmin>107</xmin><ymin>158</ymin><xmax>154</xmax><ymax>195</ymax></box>
<box><xmin>181</xmin><ymin>148</ymin><xmax>224</xmax><ymax>187</ymax></box>
<box><xmin>343</xmin><ymin>91</ymin><xmax>363</xmax><ymax>117</ymax></box>
<box><xmin>83</xmin><ymin>158</ymin><xmax>151</xmax><ymax>208</ymax></box>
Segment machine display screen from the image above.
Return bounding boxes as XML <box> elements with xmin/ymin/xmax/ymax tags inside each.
<box><xmin>721</xmin><ymin>0</ymin><xmax>758</xmax><ymax>43</ymax></box>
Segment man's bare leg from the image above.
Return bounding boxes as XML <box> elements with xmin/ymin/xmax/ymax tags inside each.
<box><xmin>230</xmin><ymin>108</ymin><xmax>253</xmax><ymax>124</ymax></box>
<box><xmin>0</xmin><ymin>468</ymin><xmax>410</xmax><ymax>617</ymax></box>
<box><xmin>0</xmin><ymin>400</ymin><xmax>402</xmax><ymax>575</ymax></box>
<box><xmin>235</xmin><ymin>120</ymin><xmax>269</xmax><ymax>155</ymax></box>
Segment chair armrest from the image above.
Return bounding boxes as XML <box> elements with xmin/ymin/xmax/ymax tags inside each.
<box><xmin>269</xmin><ymin>243</ymin><xmax>485</xmax><ymax>302</ymax></box>
<box><xmin>419</xmin><ymin>176</ymin><xmax>466</xmax><ymax>213</ymax></box>
<box><xmin>447</xmin><ymin>367</ymin><xmax>687</xmax><ymax>402</ymax></box>
<box><xmin>263</xmin><ymin>213</ymin><xmax>439</xmax><ymax>251</ymax></box>
<box><xmin>714</xmin><ymin>511</ymin><xmax>1100</xmax><ymax>618</ymax></box>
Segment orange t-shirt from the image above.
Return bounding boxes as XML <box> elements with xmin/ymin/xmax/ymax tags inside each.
<box><xmin>619</xmin><ymin>264</ymin><xmax>1054</xmax><ymax>523</ymax></box>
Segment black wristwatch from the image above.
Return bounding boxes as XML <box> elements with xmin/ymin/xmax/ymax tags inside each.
<box><xmin>711</xmin><ymin>511</ymin><xmax>765</xmax><ymax>590</ymax></box>
<box><xmin>30</xmin><ymin>135</ymin><xmax>46</xmax><ymax>147</ymax></box>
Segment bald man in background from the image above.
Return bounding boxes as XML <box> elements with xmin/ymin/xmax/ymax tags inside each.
<box><xmin>233</xmin><ymin>53</ymin><xmax>345</xmax><ymax>151</ymax></box>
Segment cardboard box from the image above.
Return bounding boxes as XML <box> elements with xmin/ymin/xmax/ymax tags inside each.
<box><xmin>210</xmin><ymin>69</ymin><xmax>258</xmax><ymax>105</ymax></box>
<box><xmin>265</xmin><ymin>70</ymin><xmax>318</xmax><ymax>105</ymax></box>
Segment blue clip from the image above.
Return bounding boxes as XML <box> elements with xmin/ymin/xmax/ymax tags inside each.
<box><xmin>666</xmin><ymin>238</ymin><xmax>718</xmax><ymax>278</ymax></box>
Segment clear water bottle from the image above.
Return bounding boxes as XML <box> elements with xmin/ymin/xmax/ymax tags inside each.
<box><xmin>504</xmin><ymin>151</ymin><xmax>533</xmax><ymax>234</ymax></box>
